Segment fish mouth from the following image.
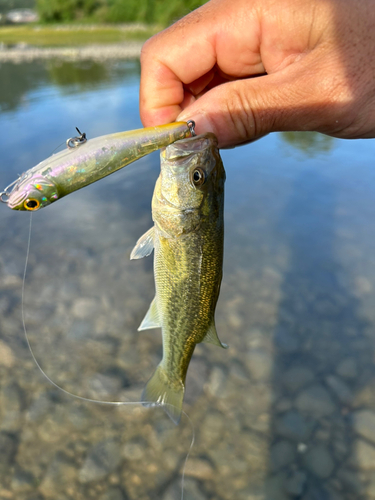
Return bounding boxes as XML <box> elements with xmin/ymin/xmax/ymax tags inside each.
<box><xmin>163</xmin><ymin>133</ymin><xmax>218</xmax><ymax>161</ymax></box>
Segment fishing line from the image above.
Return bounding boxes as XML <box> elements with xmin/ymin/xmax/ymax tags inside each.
<box><xmin>21</xmin><ymin>213</ymin><xmax>195</xmax><ymax>500</ymax></box>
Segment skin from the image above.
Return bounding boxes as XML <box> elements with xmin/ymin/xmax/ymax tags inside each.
<box><xmin>140</xmin><ymin>0</ymin><xmax>375</xmax><ymax>148</ymax></box>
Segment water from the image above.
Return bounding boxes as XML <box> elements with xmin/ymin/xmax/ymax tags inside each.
<box><xmin>1</xmin><ymin>59</ymin><xmax>375</xmax><ymax>500</ymax></box>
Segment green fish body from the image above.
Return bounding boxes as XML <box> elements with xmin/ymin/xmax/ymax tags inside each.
<box><xmin>131</xmin><ymin>133</ymin><xmax>226</xmax><ymax>424</ymax></box>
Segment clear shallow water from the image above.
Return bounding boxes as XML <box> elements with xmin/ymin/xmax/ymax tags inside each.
<box><xmin>1</xmin><ymin>59</ymin><xmax>375</xmax><ymax>500</ymax></box>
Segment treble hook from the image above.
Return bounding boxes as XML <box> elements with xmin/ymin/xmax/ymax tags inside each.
<box><xmin>66</xmin><ymin>127</ymin><xmax>87</xmax><ymax>149</ymax></box>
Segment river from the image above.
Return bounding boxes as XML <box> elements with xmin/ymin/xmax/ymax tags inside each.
<box><xmin>1</xmin><ymin>58</ymin><xmax>375</xmax><ymax>500</ymax></box>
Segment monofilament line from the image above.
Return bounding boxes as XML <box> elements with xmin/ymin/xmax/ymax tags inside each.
<box><xmin>21</xmin><ymin>213</ymin><xmax>194</xmax><ymax>500</ymax></box>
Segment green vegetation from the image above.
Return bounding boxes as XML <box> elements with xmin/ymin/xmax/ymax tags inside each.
<box><xmin>0</xmin><ymin>24</ymin><xmax>158</xmax><ymax>46</ymax></box>
<box><xmin>0</xmin><ymin>0</ymin><xmax>208</xmax><ymax>47</ymax></box>
<box><xmin>0</xmin><ymin>0</ymin><xmax>35</xmax><ymax>15</ymax></box>
<box><xmin>35</xmin><ymin>0</ymin><xmax>207</xmax><ymax>25</ymax></box>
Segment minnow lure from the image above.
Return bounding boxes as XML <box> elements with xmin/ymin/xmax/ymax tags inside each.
<box><xmin>1</xmin><ymin>122</ymin><xmax>194</xmax><ymax>211</ymax></box>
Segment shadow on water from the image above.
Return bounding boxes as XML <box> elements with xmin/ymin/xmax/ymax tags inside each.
<box><xmin>267</xmin><ymin>168</ymin><xmax>375</xmax><ymax>499</ymax></box>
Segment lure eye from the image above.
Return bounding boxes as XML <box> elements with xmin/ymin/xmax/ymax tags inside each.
<box><xmin>191</xmin><ymin>167</ymin><xmax>206</xmax><ymax>187</ymax></box>
<box><xmin>24</xmin><ymin>199</ymin><xmax>40</xmax><ymax>211</ymax></box>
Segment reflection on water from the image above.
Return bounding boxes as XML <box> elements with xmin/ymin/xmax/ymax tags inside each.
<box><xmin>1</xmin><ymin>59</ymin><xmax>375</xmax><ymax>500</ymax></box>
<box><xmin>48</xmin><ymin>59</ymin><xmax>141</xmax><ymax>94</ymax></box>
<box><xmin>281</xmin><ymin>131</ymin><xmax>334</xmax><ymax>155</ymax></box>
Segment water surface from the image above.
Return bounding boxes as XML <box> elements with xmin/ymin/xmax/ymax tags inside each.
<box><xmin>1</xmin><ymin>59</ymin><xmax>375</xmax><ymax>500</ymax></box>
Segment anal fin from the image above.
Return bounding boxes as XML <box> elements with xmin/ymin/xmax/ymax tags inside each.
<box><xmin>138</xmin><ymin>297</ymin><xmax>161</xmax><ymax>330</ymax></box>
<box><xmin>202</xmin><ymin>322</ymin><xmax>228</xmax><ymax>348</ymax></box>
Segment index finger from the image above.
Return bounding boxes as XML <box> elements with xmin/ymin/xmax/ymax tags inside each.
<box><xmin>139</xmin><ymin>0</ymin><xmax>263</xmax><ymax>126</ymax></box>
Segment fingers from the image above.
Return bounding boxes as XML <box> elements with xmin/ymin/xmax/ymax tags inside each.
<box><xmin>139</xmin><ymin>0</ymin><xmax>262</xmax><ymax>127</ymax></box>
<box><xmin>178</xmin><ymin>51</ymin><xmax>352</xmax><ymax>148</ymax></box>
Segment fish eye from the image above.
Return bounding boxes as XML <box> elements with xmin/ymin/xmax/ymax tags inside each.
<box><xmin>191</xmin><ymin>167</ymin><xmax>206</xmax><ymax>187</ymax></box>
<box><xmin>24</xmin><ymin>199</ymin><xmax>40</xmax><ymax>211</ymax></box>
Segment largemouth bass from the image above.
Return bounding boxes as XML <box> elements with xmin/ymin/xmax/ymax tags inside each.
<box><xmin>1</xmin><ymin>122</ymin><xmax>192</xmax><ymax>211</ymax></box>
<box><xmin>131</xmin><ymin>133</ymin><xmax>227</xmax><ymax>424</ymax></box>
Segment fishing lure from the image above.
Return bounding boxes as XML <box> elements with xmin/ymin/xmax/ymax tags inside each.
<box><xmin>1</xmin><ymin>121</ymin><xmax>195</xmax><ymax>211</ymax></box>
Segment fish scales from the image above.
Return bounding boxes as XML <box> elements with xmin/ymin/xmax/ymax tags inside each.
<box><xmin>131</xmin><ymin>132</ymin><xmax>226</xmax><ymax>424</ymax></box>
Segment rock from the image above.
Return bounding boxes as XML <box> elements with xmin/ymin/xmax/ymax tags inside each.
<box><xmin>332</xmin><ymin>438</ymin><xmax>348</xmax><ymax>460</ymax></box>
<box><xmin>71</xmin><ymin>297</ymin><xmax>99</xmax><ymax>319</ymax></box>
<box><xmin>354</xmin><ymin>439</ymin><xmax>375</xmax><ymax>469</ymax></box>
<box><xmin>184</xmin><ymin>356</ymin><xmax>209</xmax><ymax>404</ymax></box>
<box><xmin>295</xmin><ymin>385</ymin><xmax>336</xmax><ymax>417</ymax></box>
<box><xmin>270</xmin><ymin>441</ymin><xmax>296</xmax><ymax>471</ymax></box>
<box><xmin>366</xmin><ymin>473</ymin><xmax>375</xmax><ymax>498</ymax></box>
<box><xmin>87</xmin><ymin>374</ymin><xmax>122</xmax><ymax>399</ymax></box>
<box><xmin>275</xmin><ymin>398</ymin><xmax>292</xmax><ymax>413</ymax></box>
<box><xmin>336</xmin><ymin>468</ymin><xmax>364</xmax><ymax>495</ymax></box>
<box><xmin>302</xmin><ymin>485</ymin><xmax>338</xmax><ymax>500</ymax></box>
<box><xmin>282</xmin><ymin>366</ymin><xmax>315</xmax><ymax>393</ymax></box>
<box><xmin>122</xmin><ymin>438</ymin><xmax>146</xmax><ymax>461</ymax></box>
<box><xmin>264</xmin><ymin>472</ymin><xmax>290</xmax><ymax>500</ymax></box>
<box><xmin>325</xmin><ymin>375</ymin><xmax>353</xmax><ymax>405</ymax></box>
<box><xmin>181</xmin><ymin>458</ymin><xmax>214</xmax><ymax>480</ymax></box>
<box><xmin>336</xmin><ymin>358</ymin><xmax>358</xmax><ymax>379</ymax></box>
<box><xmin>352</xmin><ymin>410</ymin><xmax>375</xmax><ymax>444</ymax></box>
<box><xmin>99</xmin><ymin>487</ymin><xmax>128</xmax><ymax>500</ymax></box>
<box><xmin>40</xmin><ymin>452</ymin><xmax>77</xmax><ymax>495</ymax></box>
<box><xmin>162</xmin><ymin>478</ymin><xmax>208</xmax><ymax>500</ymax></box>
<box><xmin>204</xmin><ymin>365</ymin><xmax>227</xmax><ymax>398</ymax></box>
<box><xmin>0</xmin><ymin>341</ymin><xmax>15</xmax><ymax>368</ymax></box>
<box><xmin>79</xmin><ymin>439</ymin><xmax>122</xmax><ymax>483</ymax></box>
<box><xmin>0</xmin><ymin>383</ymin><xmax>23</xmax><ymax>431</ymax></box>
<box><xmin>0</xmin><ymin>432</ymin><xmax>18</xmax><ymax>475</ymax></box>
<box><xmin>11</xmin><ymin>467</ymin><xmax>35</xmax><ymax>492</ymax></box>
<box><xmin>303</xmin><ymin>445</ymin><xmax>335</xmax><ymax>478</ymax></box>
<box><xmin>285</xmin><ymin>470</ymin><xmax>307</xmax><ymax>496</ymax></box>
<box><xmin>247</xmin><ymin>349</ymin><xmax>273</xmax><ymax>381</ymax></box>
<box><xmin>230</xmin><ymin>358</ymin><xmax>250</xmax><ymax>382</ymax></box>
<box><xmin>275</xmin><ymin>411</ymin><xmax>314</xmax><ymax>442</ymax></box>
<box><xmin>66</xmin><ymin>320</ymin><xmax>92</xmax><ymax>340</ymax></box>
<box><xmin>274</xmin><ymin>326</ymin><xmax>300</xmax><ymax>353</ymax></box>
<box><xmin>314</xmin><ymin>427</ymin><xmax>331</xmax><ymax>441</ymax></box>
<box><xmin>354</xmin><ymin>275</ymin><xmax>372</xmax><ymax>296</ymax></box>
<box><xmin>27</xmin><ymin>392</ymin><xmax>55</xmax><ymax>422</ymax></box>
<box><xmin>0</xmin><ymin>274</ymin><xmax>22</xmax><ymax>288</ymax></box>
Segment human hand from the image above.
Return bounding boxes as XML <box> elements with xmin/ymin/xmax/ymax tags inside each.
<box><xmin>140</xmin><ymin>0</ymin><xmax>375</xmax><ymax>148</ymax></box>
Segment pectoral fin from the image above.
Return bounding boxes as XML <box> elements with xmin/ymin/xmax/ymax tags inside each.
<box><xmin>130</xmin><ymin>227</ymin><xmax>154</xmax><ymax>260</ymax></box>
<box><xmin>138</xmin><ymin>297</ymin><xmax>161</xmax><ymax>330</ymax></box>
<box><xmin>202</xmin><ymin>322</ymin><xmax>228</xmax><ymax>348</ymax></box>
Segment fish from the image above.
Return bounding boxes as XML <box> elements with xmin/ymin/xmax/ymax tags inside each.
<box><xmin>130</xmin><ymin>132</ymin><xmax>227</xmax><ymax>424</ymax></box>
<box><xmin>1</xmin><ymin>122</ymin><xmax>192</xmax><ymax>211</ymax></box>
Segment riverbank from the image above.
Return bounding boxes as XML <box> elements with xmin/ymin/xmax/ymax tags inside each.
<box><xmin>0</xmin><ymin>23</ymin><xmax>158</xmax><ymax>61</ymax></box>
<box><xmin>0</xmin><ymin>42</ymin><xmax>143</xmax><ymax>62</ymax></box>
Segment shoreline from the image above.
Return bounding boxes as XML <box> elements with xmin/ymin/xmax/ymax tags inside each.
<box><xmin>0</xmin><ymin>42</ymin><xmax>143</xmax><ymax>62</ymax></box>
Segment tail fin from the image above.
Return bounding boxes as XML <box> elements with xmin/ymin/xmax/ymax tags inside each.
<box><xmin>142</xmin><ymin>364</ymin><xmax>184</xmax><ymax>425</ymax></box>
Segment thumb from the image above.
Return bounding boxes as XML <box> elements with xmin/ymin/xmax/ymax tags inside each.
<box><xmin>178</xmin><ymin>57</ymin><xmax>345</xmax><ymax>148</ymax></box>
